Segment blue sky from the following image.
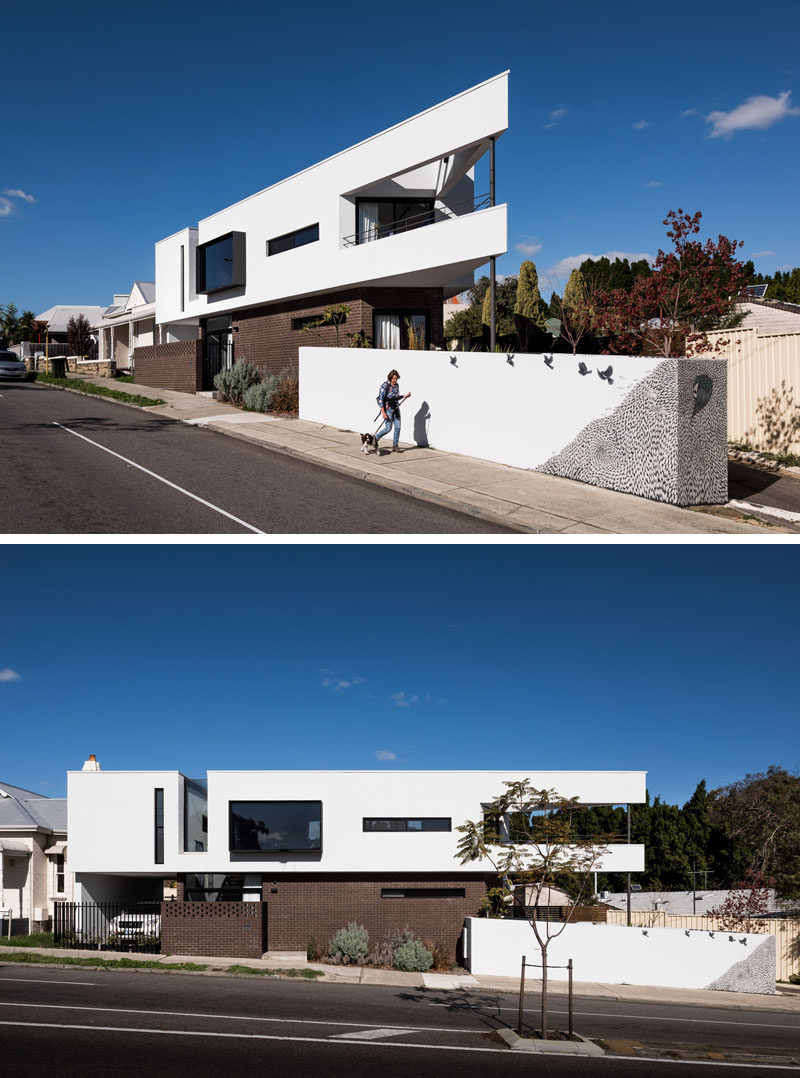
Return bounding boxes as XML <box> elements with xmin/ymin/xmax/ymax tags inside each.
<box><xmin>1</xmin><ymin>544</ymin><xmax>796</xmax><ymax>808</ymax></box>
<box><xmin>2</xmin><ymin>0</ymin><xmax>799</xmax><ymax>314</ymax></box>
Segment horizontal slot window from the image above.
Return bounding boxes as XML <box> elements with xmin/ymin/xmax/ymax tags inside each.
<box><xmin>381</xmin><ymin>888</ymin><xmax>465</xmax><ymax>899</ymax></box>
<box><xmin>363</xmin><ymin>818</ymin><xmax>451</xmax><ymax>832</ymax></box>
<box><xmin>268</xmin><ymin>223</ymin><xmax>319</xmax><ymax>256</ymax></box>
<box><xmin>289</xmin><ymin>312</ymin><xmax>347</xmax><ymax>331</ymax></box>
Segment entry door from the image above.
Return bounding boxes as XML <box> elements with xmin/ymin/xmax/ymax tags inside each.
<box><xmin>202</xmin><ymin>317</ymin><xmax>233</xmax><ymax>390</ymax></box>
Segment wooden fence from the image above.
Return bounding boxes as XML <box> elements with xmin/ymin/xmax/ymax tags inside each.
<box><xmin>604</xmin><ymin>909</ymin><xmax>799</xmax><ymax>982</ymax></box>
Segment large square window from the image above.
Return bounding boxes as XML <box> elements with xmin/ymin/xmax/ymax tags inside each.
<box><xmin>229</xmin><ymin>801</ymin><xmax>322</xmax><ymax>852</ymax></box>
<box><xmin>196</xmin><ymin>232</ymin><xmax>246</xmax><ymax>294</ymax></box>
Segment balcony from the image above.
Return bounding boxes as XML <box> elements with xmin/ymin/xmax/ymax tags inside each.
<box><xmin>343</xmin><ymin>192</ymin><xmax>492</xmax><ymax>248</ymax></box>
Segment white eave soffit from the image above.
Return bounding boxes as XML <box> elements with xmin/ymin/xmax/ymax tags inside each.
<box><xmin>345</xmin><ymin>139</ymin><xmax>491</xmax><ymax>200</ymax></box>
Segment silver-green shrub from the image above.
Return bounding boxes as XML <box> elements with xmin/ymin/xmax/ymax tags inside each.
<box><xmin>329</xmin><ymin>922</ymin><xmax>369</xmax><ymax>965</ymax></box>
<box><xmin>371</xmin><ymin>926</ymin><xmax>415</xmax><ymax>967</ymax></box>
<box><xmin>243</xmin><ymin>376</ymin><xmax>278</xmax><ymax>412</ymax></box>
<box><xmin>214</xmin><ymin>358</ymin><xmax>262</xmax><ymax>404</ymax></box>
<box><xmin>392</xmin><ymin>939</ymin><xmax>433</xmax><ymax>972</ymax></box>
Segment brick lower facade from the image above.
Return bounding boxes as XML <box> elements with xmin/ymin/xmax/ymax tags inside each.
<box><xmin>161</xmin><ymin>900</ymin><xmax>265</xmax><ymax>958</ymax></box>
<box><xmin>233</xmin><ymin>287</ymin><xmax>445</xmax><ymax>381</ymax></box>
<box><xmin>133</xmin><ymin>339</ymin><xmax>202</xmax><ymax>394</ymax></box>
<box><xmin>167</xmin><ymin>874</ymin><xmax>489</xmax><ymax>961</ymax></box>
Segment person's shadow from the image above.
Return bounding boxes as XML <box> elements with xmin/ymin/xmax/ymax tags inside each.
<box><xmin>413</xmin><ymin>400</ymin><xmax>431</xmax><ymax>447</ymax></box>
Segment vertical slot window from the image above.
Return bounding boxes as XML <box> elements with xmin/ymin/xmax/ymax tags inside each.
<box><xmin>155</xmin><ymin>788</ymin><xmax>164</xmax><ymax>864</ymax></box>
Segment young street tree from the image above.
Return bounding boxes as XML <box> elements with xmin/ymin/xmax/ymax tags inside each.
<box><xmin>550</xmin><ymin>269</ymin><xmax>595</xmax><ymax>355</ymax></box>
<box><xmin>456</xmin><ymin>781</ymin><xmax>608</xmax><ymax>1038</ymax></box>
<box><xmin>595</xmin><ymin>209</ymin><xmax>747</xmax><ymax>357</ymax></box>
<box><xmin>707</xmin><ymin>869</ymin><xmax>772</xmax><ymax>934</ymax></box>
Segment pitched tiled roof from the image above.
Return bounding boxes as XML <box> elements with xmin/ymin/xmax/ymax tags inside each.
<box><xmin>0</xmin><ymin>781</ymin><xmax>66</xmax><ymax>832</ymax></box>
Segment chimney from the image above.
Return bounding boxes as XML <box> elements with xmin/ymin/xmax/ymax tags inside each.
<box><xmin>81</xmin><ymin>754</ymin><xmax>101</xmax><ymax>772</ymax></box>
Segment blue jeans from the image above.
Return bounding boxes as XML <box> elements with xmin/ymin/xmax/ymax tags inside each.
<box><xmin>375</xmin><ymin>412</ymin><xmax>400</xmax><ymax>446</ymax></box>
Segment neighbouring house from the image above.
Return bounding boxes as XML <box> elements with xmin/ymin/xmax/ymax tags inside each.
<box><xmin>601</xmin><ymin>888</ymin><xmax>796</xmax><ymax>918</ymax></box>
<box><xmin>0</xmin><ymin>781</ymin><xmax>72</xmax><ymax>934</ymax></box>
<box><xmin>95</xmin><ymin>283</ymin><xmax>156</xmax><ymax>374</ymax></box>
<box><xmin>66</xmin><ymin>764</ymin><xmax>645</xmax><ymax>959</ymax></box>
<box><xmin>33</xmin><ymin>305</ymin><xmax>105</xmax><ymax>351</ymax></box>
<box><xmin>134</xmin><ymin>72</ymin><xmax>508</xmax><ymax>394</ymax></box>
<box><xmin>697</xmin><ymin>298</ymin><xmax>800</xmax><ymax>453</ymax></box>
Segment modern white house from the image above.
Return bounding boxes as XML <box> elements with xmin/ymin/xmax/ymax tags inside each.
<box><xmin>67</xmin><ymin>765</ymin><xmax>645</xmax><ymax>958</ymax></box>
<box><xmin>0</xmin><ymin>781</ymin><xmax>72</xmax><ymax>934</ymax></box>
<box><xmin>134</xmin><ymin>72</ymin><xmax>509</xmax><ymax>393</ymax></box>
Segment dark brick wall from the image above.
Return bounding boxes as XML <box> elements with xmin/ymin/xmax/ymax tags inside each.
<box><xmin>233</xmin><ymin>287</ymin><xmax>444</xmax><ymax>379</ymax></box>
<box><xmin>133</xmin><ymin>340</ymin><xmax>202</xmax><ymax>394</ymax></box>
<box><xmin>261</xmin><ymin>873</ymin><xmax>489</xmax><ymax>960</ymax></box>
<box><xmin>161</xmin><ymin>901</ymin><xmax>264</xmax><ymax>958</ymax></box>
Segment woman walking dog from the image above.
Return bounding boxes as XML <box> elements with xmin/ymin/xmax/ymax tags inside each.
<box><xmin>375</xmin><ymin>369</ymin><xmax>410</xmax><ymax>454</ymax></box>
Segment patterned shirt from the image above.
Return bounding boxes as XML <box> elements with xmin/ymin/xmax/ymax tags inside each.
<box><xmin>378</xmin><ymin>380</ymin><xmax>401</xmax><ymax>415</ymax></box>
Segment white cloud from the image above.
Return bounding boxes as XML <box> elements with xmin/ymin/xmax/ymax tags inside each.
<box><xmin>373</xmin><ymin>749</ymin><xmax>397</xmax><ymax>762</ymax></box>
<box><xmin>541</xmin><ymin>250</ymin><xmax>654</xmax><ymax>291</ymax></box>
<box><xmin>776</xmin><ymin>264</ymin><xmax>793</xmax><ymax>271</ymax></box>
<box><xmin>389</xmin><ymin>691</ymin><xmax>418</xmax><ymax>708</ymax></box>
<box><xmin>642</xmin><ymin>180</ymin><xmax>661</xmax><ymax>188</ymax></box>
<box><xmin>633</xmin><ymin>120</ymin><xmax>649</xmax><ymax>130</ymax></box>
<box><xmin>706</xmin><ymin>91</ymin><xmax>800</xmax><ymax>138</ymax></box>
<box><xmin>322</xmin><ymin>675</ymin><xmax>364</xmax><ymax>691</ymax></box>
<box><xmin>0</xmin><ymin>668</ymin><xmax>21</xmax><ymax>682</ymax></box>
<box><xmin>515</xmin><ymin>237</ymin><xmax>543</xmax><ymax>257</ymax></box>
<box><xmin>0</xmin><ymin>198</ymin><xmax>13</xmax><ymax>218</ymax></box>
<box><xmin>543</xmin><ymin>106</ymin><xmax>568</xmax><ymax>130</ymax></box>
<box><xmin>3</xmin><ymin>188</ymin><xmax>36</xmax><ymax>204</ymax></box>
<box><xmin>750</xmin><ymin>250</ymin><xmax>776</xmax><ymax>257</ymax></box>
<box><xmin>681</xmin><ymin>108</ymin><xmax>700</xmax><ymax>118</ymax></box>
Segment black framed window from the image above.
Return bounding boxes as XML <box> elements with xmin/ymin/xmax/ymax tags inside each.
<box><xmin>381</xmin><ymin>888</ymin><xmax>465</xmax><ymax>899</ymax></box>
<box><xmin>363</xmin><ymin>818</ymin><xmax>451</xmax><ymax>832</ymax></box>
<box><xmin>196</xmin><ymin>231</ymin><xmax>246</xmax><ymax>294</ymax></box>
<box><xmin>373</xmin><ymin>310</ymin><xmax>429</xmax><ymax>350</ymax></box>
<box><xmin>154</xmin><ymin>788</ymin><xmax>164</xmax><ymax>864</ymax></box>
<box><xmin>268</xmin><ymin>223</ymin><xmax>319</xmax><ymax>256</ymax></box>
<box><xmin>229</xmin><ymin>801</ymin><xmax>322</xmax><ymax>852</ymax></box>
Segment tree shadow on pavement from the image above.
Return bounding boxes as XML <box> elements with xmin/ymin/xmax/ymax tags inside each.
<box><xmin>394</xmin><ymin>988</ymin><xmax>506</xmax><ymax>1031</ymax></box>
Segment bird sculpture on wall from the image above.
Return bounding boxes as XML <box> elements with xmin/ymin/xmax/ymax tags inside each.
<box><xmin>598</xmin><ymin>365</ymin><xmax>614</xmax><ymax>385</ymax></box>
<box><xmin>578</xmin><ymin>362</ymin><xmax>592</xmax><ymax>376</ymax></box>
<box><xmin>544</xmin><ymin>355</ymin><xmax>554</xmax><ymax>369</ymax></box>
<box><xmin>450</xmin><ymin>354</ymin><xmax>458</xmax><ymax>366</ymax></box>
<box><xmin>506</xmin><ymin>354</ymin><xmax>515</xmax><ymax>365</ymax></box>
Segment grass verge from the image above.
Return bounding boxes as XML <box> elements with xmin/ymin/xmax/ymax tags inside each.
<box><xmin>36</xmin><ymin>372</ymin><xmax>164</xmax><ymax>407</ymax></box>
<box><xmin>0</xmin><ymin>932</ymin><xmax>54</xmax><ymax>948</ymax></box>
<box><xmin>227</xmin><ymin>964</ymin><xmax>322</xmax><ymax>978</ymax></box>
<box><xmin>0</xmin><ymin>951</ymin><xmax>207</xmax><ymax>971</ymax></box>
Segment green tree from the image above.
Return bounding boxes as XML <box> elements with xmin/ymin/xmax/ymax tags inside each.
<box><xmin>480</xmin><ymin>275</ymin><xmax>518</xmax><ymax>345</ymax></box>
<box><xmin>2</xmin><ymin>302</ymin><xmax>19</xmax><ymax>344</ymax></box>
<box><xmin>514</xmin><ymin>261</ymin><xmax>549</xmax><ymax>351</ymax></box>
<box><xmin>66</xmin><ymin>314</ymin><xmax>92</xmax><ymax>356</ymax></box>
<box><xmin>18</xmin><ymin>310</ymin><xmax>37</xmax><ymax>342</ymax></box>
<box><xmin>550</xmin><ymin>268</ymin><xmax>594</xmax><ymax>354</ymax></box>
<box><xmin>457</xmin><ymin>781</ymin><xmax>608</xmax><ymax>1039</ymax></box>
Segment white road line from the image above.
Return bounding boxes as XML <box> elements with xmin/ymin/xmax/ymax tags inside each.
<box><xmin>480</xmin><ymin>1003</ymin><xmax>800</xmax><ymax>1031</ymax></box>
<box><xmin>334</xmin><ymin>1027</ymin><xmax>415</xmax><ymax>1040</ymax></box>
<box><xmin>0</xmin><ymin>1001</ymin><xmax>471</xmax><ymax>1034</ymax></box>
<box><xmin>51</xmin><ymin>422</ymin><xmax>265</xmax><ymax>534</ymax></box>
<box><xmin>0</xmin><ymin>978</ymin><xmax>97</xmax><ymax>986</ymax></box>
<box><xmin>2</xmin><ymin>1021</ymin><xmax>796</xmax><ymax>1068</ymax></box>
<box><xmin>0</xmin><ymin>1021</ymin><xmax>507</xmax><ymax>1054</ymax></box>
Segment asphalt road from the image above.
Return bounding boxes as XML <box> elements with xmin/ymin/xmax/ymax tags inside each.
<box><xmin>0</xmin><ymin>383</ymin><xmax>510</xmax><ymax>534</ymax></box>
<box><xmin>728</xmin><ymin>461</ymin><xmax>800</xmax><ymax>528</ymax></box>
<box><xmin>0</xmin><ymin>964</ymin><xmax>797</xmax><ymax>1077</ymax></box>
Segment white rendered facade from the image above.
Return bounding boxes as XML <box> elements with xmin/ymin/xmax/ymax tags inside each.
<box><xmin>153</xmin><ymin>73</ymin><xmax>508</xmax><ymax>332</ymax></box>
<box><xmin>68</xmin><ymin>768</ymin><xmax>646</xmax><ymax>883</ymax></box>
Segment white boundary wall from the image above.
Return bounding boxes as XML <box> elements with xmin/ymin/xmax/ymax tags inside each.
<box><xmin>300</xmin><ymin>347</ymin><xmax>664</xmax><ymax>471</ymax></box>
<box><xmin>463</xmin><ymin>917</ymin><xmax>776</xmax><ymax>993</ymax></box>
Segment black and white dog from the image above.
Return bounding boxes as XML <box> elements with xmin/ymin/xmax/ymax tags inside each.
<box><xmin>360</xmin><ymin>433</ymin><xmax>378</xmax><ymax>454</ymax></box>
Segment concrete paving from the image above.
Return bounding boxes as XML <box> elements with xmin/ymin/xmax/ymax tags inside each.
<box><xmin>56</xmin><ymin>374</ymin><xmax>766</xmax><ymax>535</ymax></box>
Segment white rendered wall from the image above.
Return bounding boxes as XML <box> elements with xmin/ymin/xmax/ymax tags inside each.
<box><xmin>463</xmin><ymin>917</ymin><xmax>776</xmax><ymax>992</ymax></box>
<box><xmin>300</xmin><ymin>347</ymin><xmax>664</xmax><ymax>470</ymax></box>
<box><xmin>68</xmin><ymin>769</ymin><xmax>645</xmax><ymax>877</ymax></box>
<box><xmin>155</xmin><ymin>73</ymin><xmax>508</xmax><ymax>326</ymax></box>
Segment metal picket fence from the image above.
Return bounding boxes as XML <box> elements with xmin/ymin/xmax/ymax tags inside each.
<box><xmin>53</xmin><ymin>901</ymin><xmax>161</xmax><ymax>953</ymax></box>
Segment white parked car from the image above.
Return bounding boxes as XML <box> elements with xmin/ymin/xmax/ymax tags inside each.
<box><xmin>0</xmin><ymin>350</ymin><xmax>32</xmax><ymax>381</ymax></box>
<box><xmin>107</xmin><ymin>911</ymin><xmax>161</xmax><ymax>950</ymax></box>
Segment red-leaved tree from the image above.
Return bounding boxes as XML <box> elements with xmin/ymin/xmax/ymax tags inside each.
<box><xmin>595</xmin><ymin>209</ymin><xmax>747</xmax><ymax>357</ymax></box>
<box><xmin>706</xmin><ymin>869</ymin><xmax>772</xmax><ymax>934</ymax></box>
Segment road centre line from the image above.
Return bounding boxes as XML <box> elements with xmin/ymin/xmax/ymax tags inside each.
<box><xmin>0</xmin><ymin>1021</ymin><xmax>508</xmax><ymax>1054</ymax></box>
<box><xmin>0</xmin><ymin>978</ymin><xmax>97</xmax><ymax>986</ymax></box>
<box><xmin>2</xmin><ymin>1021</ymin><xmax>798</xmax><ymax>1069</ymax></box>
<box><xmin>51</xmin><ymin>422</ymin><xmax>265</xmax><ymax>534</ymax></box>
<box><xmin>473</xmin><ymin>1003</ymin><xmax>800</xmax><ymax>1031</ymax></box>
<box><xmin>0</xmin><ymin>1001</ymin><xmax>474</xmax><ymax>1034</ymax></box>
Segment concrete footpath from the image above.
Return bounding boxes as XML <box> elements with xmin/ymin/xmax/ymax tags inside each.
<box><xmin>52</xmin><ymin>375</ymin><xmax>765</xmax><ymax>535</ymax></box>
<box><xmin>3</xmin><ymin>944</ymin><xmax>798</xmax><ymax>1012</ymax></box>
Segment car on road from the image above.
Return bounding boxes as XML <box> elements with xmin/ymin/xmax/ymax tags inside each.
<box><xmin>0</xmin><ymin>350</ymin><xmax>33</xmax><ymax>381</ymax></box>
